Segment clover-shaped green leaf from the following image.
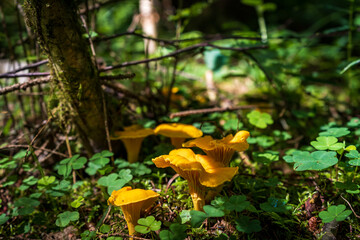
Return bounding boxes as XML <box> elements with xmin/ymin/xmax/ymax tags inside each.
<box><xmin>293</xmin><ymin>151</ymin><xmax>338</xmax><ymax>171</ymax></box>
<box><xmin>223</xmin><ymin>195</ymin><xmax>250</xmax><ymax>212</ymax></box>
<box><xmin>58</xmin><ymin>154</ymin><xmax>87</xmax><ymax>177</ymax></box>
<box><xmin>260</xmin><ymin>197</ymin><xmax>290</xmax><ymax>213</ymax></box>
<box><xmin>223</xmin><ymin>119</ymin><xmax>243</xmax><ymax>131</ymax></box>
<box><xmin>310</xmin><ymin>136</ymin><xmax>344</xmax><ymax>151</ymax></box>
<box><xmin>319</xmin><ymin>205</ymin><xmax>351</xmax><ymax>223</ymax></box>
<box><xmin>56</xmin><ymin>211</ymin><xmax>79</xmax><ymax>227</ymax></box>
<box><xmin>135</xmin><ymin>216</ymin><xmax>161</xmax><ymax>234</ymax></box>
<box><xmin>99</xmin><ymin>224</ymin><xmax>111</xmax><ymax>233</ymax></box>
<box><xmin>235</xmin><ymin>215</ymin><xmax>261</xmax><ymax>233</ymax></box>
<box><xmin>283</xmin><ymin>150</ymin><xmax>309</xmax><ymax>163</ymax></box>
<box><xmin>98</xmin><ymin>170</ymin><xmax>133</xmax><ymax>195</ymax></box>
<box><xmin>347</xmin><ymin>117</ymin><xmax>360</xmax><ymax>128</ymax></box>
<box><xmin>14</xmin><ymin>197</ymin><xmax>40</xmax><ymax>215</ymax></box>
<box><xmin>319</xmin><ymin>127</ymin><xmax>350</xmax><ymax>138</ymax></box>
<box><xmin>273</xmin><ymin>130</ymin><xmax>291</xmax><ymax>141</ymax></box>
<box><xmin>0</xmin><ymin>214</ymin><xmax>9</xmax><ymax>225</ymax></box>
<box><xmin>247</xmin><ymin>110</ymin><xmax>273</xmax><ymax>129</ymax></box>
<box><xmin>253</xmin><ymin>151</ymin><xmax>279</xmax><ymax>164</ymax></box>
<box><xmin>193</xmin><ymin>122</ymin><xmax>216</xmax><ymax>134</ymax></box>
<box><xmin>129</xmin><ymin>162</ymin><xmax>151</xmax><ymax>176</ymax></box>
<box><xmin>345</xmin><ymin>150</ymin><xmax>360</xmax><ymax>166</ymax></box>
<box><xmin>190</xmin><ymin>205</ymin><xmax>224</xmax><ymax>228</ymax></box>
<box><xmin>179</xmin><ymin>210</ymin><xmax>191</xmax><ymax>224</ymax></box>
<box><xmin>159</xmin><ymin>223</ymin><xmax>187</xmax><ymax>240</ymax></box>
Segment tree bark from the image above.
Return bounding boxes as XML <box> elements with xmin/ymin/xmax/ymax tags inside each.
<box><xmin>23</xmin><ymin>0</ymin><xmax>107</xmax><ymax>154</ymax></box>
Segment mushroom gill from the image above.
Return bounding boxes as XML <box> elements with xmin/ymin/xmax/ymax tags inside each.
<box><xmin>111</xmin><ymin>125</ymin><xmax>154</xmax><ymax>163</ymax></box>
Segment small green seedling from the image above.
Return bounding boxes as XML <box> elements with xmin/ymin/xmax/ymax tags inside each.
<box><xmin>310</xmin><ymin>136</ymin><xmax>344</xmax><ymax>151</ymax></box>
<box><xmin>319</xmin><ymin>205</ymin><xmax>351</xmax><ymax>223</ymax></box>
<box><xmin>235</xmin><ymin>215</ymin><xmax>261</xmax><ymax>233</ymax></box>
<box><xmin>159</xmin><ymin>223</ymin><xmax>187</xmax><ymax>240</ymax></box>
<box><xmin>71</xmin><ymin>196</ymin><xmax>85</xmax><ymax>208</ymax></box>
<box><xmin>190</xmin><ymin>205</ymin><xmax>224</xmax><ymax>228</ymax></box>
<box><xmin>135</xmin><ymin>216</ymin><xmax>161</xmax><ymax>234</ymax></box>
<box><xmin>56</xmin><ymin>211</ymin><xmax>79</xmax><ymax>227</ymax></box>
<box><xmin>247</xmin><ymin>110</ymin><xmax>273</xmax><ymax>129</ymax></box>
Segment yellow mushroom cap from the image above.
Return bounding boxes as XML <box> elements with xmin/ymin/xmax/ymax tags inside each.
<box><xmin>110</xmin><ymin>125</ymin><xmax>154</xmax><ymax>163</ymax></box>
<box><xmin>182</xmin><ymin>130</ymin><xmax>250</xmax><ymax>166</ymax></box>
<box><xmin>111</xmin><ymin>125</ymin><xmax>154</xmax><ymax>140</ymax></box>
<box><xmin>183</xmin><ymin>130</ymin><xmax>250</xmax><ymax>151</ymax></box>
<box><xmin>152</xmin><ymin>149</ymin><xmax>238</xmax><ymax>187</ymax></box>
<box><xmin>108</xmin><ymin>186</ymin><xmax>159</xmax><ymax>207</ymax></box>
<box><xmin>154</xmin><ymin>123</ymin><xmax>203</xmax><ymax>139</ymax></box>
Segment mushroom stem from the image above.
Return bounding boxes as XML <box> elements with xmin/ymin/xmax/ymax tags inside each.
<box><xmin>189</xmin><ymin>184</ymin><xmax>205</xmax><ymax>211</ymax></box>
<box><xmin>122</xmin><ymin>138</ymin><xmax>143</xmax><ymax>163</ymax></box>
<box><xmin>171</xmin><ymin>137</ymin><xmax>186</xmax><ymax>148</ymax></box>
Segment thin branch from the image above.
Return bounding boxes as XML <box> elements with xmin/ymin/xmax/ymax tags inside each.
<box><xmin>340</xmin><ymin>194</ymin><xmax>360</xmax><ymax>218</ymax></box>
<box><xmin>0</xmin><ymin>76</ymin><xmax>51</xmax><ymax>95</ymax></box>
<box><xmin>0</xmin><ymin>60</ymin><xmax>48</xmax><ymax>77</ymax></box>
<box><xmin>0</xmin><ymin>74</ymin><xmax>136</xmax><ymax>95</ymax></box>
<box><xmin>169</xmin><ymin>105</ymin><xmax>270</xmax><ymax>118</ymax></box>
<box><xmin>100</xmin><ymin>73</ymin><xmax>136</xmax><ymax>80</ymax></box>
<box><xmin>101</xmin><ymin>43</ymin><xmax>267</xmax><ymax>71</ymax></box>
<box><xmin>0</xmin><ymin>144</ymin><xmax>68</xmax><ymax>158</ymax></box>
<box><xmin>0</xmin><ymin>72</ymin><xmax>50</xmax><ymax>78</ymax></box>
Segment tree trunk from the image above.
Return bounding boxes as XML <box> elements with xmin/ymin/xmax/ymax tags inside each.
<box><xmin>23</xmin><ymin>0</ymin><xmax>107</xmax><ymax>154</ymax></box>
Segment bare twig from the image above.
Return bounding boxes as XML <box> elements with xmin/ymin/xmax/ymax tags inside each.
<box><xmin>101</xmin><ymin>44</ymin><xmax>267</xmax><ymax>71</ymax></box>
<box><xmin>0</xmin><ymin>144</ymin><xmax>67</xmax><ymax>158</ymax></box>
<box><xmin>100</xmin><ymin>73</ymin><xmax>136</xmax><ymax>80</ymax></box>
<box><xmin>0</xmin><ymin>60</ymin><xmax>48</xmax><ymax>77</ymax></box>
<box><xmin>340</xmin><ymin>194</ymin><xmax>360</xmax><ymax>218</ymax></box>
<box><xmin>165</xmin><ymin>174</ymin><xmax>180</xmax><ymax>194</ymax></box>
<box><xmin>0</xmin><ymin>76</ymin><xmax>51</xmax><ymax>95</ymax></box>
<box><xmin>169</xmin><ymin>105</ymin><xmax>269</xmax><ymax>118</ymax></box>
<box><xmin>0</xmin><ymin>72</ymin><xmax>50</xmax><ymax>78</ymax></box>
<box><xmin>0</xmin><ymin>74</ymin><xmax>135</xmax><ymax>95</ymax></box>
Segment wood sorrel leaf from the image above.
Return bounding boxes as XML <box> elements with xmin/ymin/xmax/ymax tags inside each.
<box><xmin>293</xmin><ymin>151</ymin><xmax>338</xmax><ymax>171</ymax></box>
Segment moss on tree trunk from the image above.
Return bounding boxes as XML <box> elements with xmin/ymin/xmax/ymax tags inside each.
<box><xmin>24</xmin><ymin>0</ymin><xmax>107</xmax><ymax>153</ymax></box>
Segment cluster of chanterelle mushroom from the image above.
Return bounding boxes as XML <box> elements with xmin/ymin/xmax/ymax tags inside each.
<box><xmin>107</xmin><ymin>123</ymin><xmax>250</xmax><ymax>238</ymax></box>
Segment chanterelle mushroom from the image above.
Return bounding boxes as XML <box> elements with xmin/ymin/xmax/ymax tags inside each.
<box><xmin>154</xmin><ymin>123</ymin><xmax>203</xmax><ymax>148</ymax></box>
<box><xmin>183</xmin><ymin>130</ymin><xmax>250</xmax><ymax>166</ymax></box>
<box><xmin>152</xmin><ymin>148</ymin><xmax>238</xmax><ymax>211</ymax></box>
<box><xmin>108</xmin><ymin>186</ymin><xmax>159</xmax><ymax>239</ymax></box>
<box><xmin>111</xmin><ymin>125</ymin><xmax>154</xmax><ymax>163</ymax></box>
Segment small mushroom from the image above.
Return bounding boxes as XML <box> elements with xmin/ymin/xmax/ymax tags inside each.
<box><xmin>154</xmin><ymin>123</ymin><xmax>203</xmax><ymax>148</ymax></box>
<box><xmin>108</xmin><ymin>186</ymin><xmax>159</xmax><ymax>239</ymax></box>
<box><xmin>111</xmin><ymin>125</ymin><xmax>154</xmax><ymax>163</ymax></box>
<box><xmin>183</xmin><ymin>130</ymin><xmax>250</xmax><ymax>166</ymax></box>
<box><xmin>152</xmin><ymin>148</ymin><xmax>238</xmax><ymax>211</ymax></box>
